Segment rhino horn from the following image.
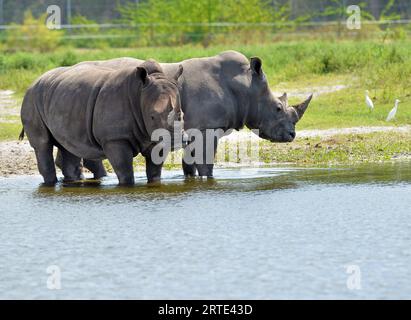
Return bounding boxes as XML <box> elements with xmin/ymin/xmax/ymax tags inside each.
<box><xmin>168</xmin><ymin>97</ymin><xmax>185</xmax><ymax>126</ymax></box>
<box><xmin>292</xmin><ymin>94</ymin><xmax>313</xmax><ymax>120</ymax></box>
<box><xmin>278</xmin><ymin>92</ymin><xmax>288</xmax><ymax>107</ymax></box>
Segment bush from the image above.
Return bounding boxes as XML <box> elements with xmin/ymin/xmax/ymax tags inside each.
<box><xmin>0</xmin><ymin>55</ymin><xmax>5</xmax><ymax>71</ymax></box>
<box><xmin>5</xmin><ymin>11</ymin><xmax>62</xmax><ymax>53</ymax></box>
<box><xmin>58</xmin><ymin>51</ymin><xmax>79</xmax><ymax>67</ymax></box>
<box><xmin>118</xmin><ymin>0</ymin><xmax>286</xmax><ymax>46</ymax></box>
<box><xmin>8</xmin><ymin>53</ymin><xmax>36</xmax><ymax>70</ymax></box>
<box><xmin>67</xmin><ymin>15</ymin><xmax>107</xmax><ymax>49</ymax></box>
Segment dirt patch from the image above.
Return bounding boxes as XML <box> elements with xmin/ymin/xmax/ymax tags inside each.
<box><xmin>392</xmin><ymin>152</ymin><xmax>411</xmax><ymax>160</ymax></box>
<box><xmin>272</xmin><ymin>84</ymin><xmax>348</xmax><ymax>99</ymax></box>
<box><xmin>298</xmin><ymin>126</ymin><xmax>411</xmax><ymax>138</ymax></box>
<box><xmin>0</xmin><ymin>140</ymin><xmax>38</xmax><ymax>176</ymax></box>
<box><xmin>220</xmin><ymin>125</ymin><xmax>411</xmax><ymax>143</ymax></box>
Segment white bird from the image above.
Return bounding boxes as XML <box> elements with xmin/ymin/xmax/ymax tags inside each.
<box><xmin>386</xmin><ymin>99</ymin><xmax>400</xmax><ymax>122</ymax></box>
<box><xmin>365</xmin><ymin>90</ymin><xmax>374</xmax><ymax>111</ymax></box>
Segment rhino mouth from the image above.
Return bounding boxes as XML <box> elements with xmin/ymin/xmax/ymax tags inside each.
<box><xmin>258</xmin><ymin>132</ymin><xmax>275</xmax><ymax>142</ymax></box>
<box><xmin>259</xmin><ymin>131</ymin><xmax>295</xmax><ymax>143</ymax></box>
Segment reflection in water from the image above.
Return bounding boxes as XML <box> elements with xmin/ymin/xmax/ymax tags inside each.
<box><xmin>33</xmin><ymin>168</ymin><xmax>300</xmax><ymax>200</ymax></box>
<box><xmin>32</xmin><ymin>162</ymin><xmax>411</xmax><ymax>199</ymax></box>
<box><xmin>1</xmin><ymin>162</ymin><xmax>411</xmax><ymax>299</ymax></box>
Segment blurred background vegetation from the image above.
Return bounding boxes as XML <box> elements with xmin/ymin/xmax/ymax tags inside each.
<box><xmin>0</xmin><ymin>0</ymin><xmax>410</xmax><ymax>49</ymax></box>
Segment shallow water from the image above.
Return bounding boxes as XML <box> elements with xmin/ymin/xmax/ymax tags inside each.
<box><xmin>0</xmin><ymin>163</ymin><xmax>411</xmax><ymax>299</ymax></box>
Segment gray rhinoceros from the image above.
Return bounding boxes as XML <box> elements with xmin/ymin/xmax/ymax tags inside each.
<box><xmin>69</xmin><ymin>51</ymin><xmax>312</xmax><ymax>178</ymax></box>
<box><xmin>20</xmin><ymin>60</ymin><xmax>184</xmax><ymax>185</ymax></box>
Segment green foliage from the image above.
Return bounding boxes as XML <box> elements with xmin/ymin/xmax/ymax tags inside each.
<box><xmin>7</xmin><ymin>53</ymin><xmax>36</xmax><ymax>70</ymax></box>
<box><xmin>68</xmin><ymin>15</ymin><xmax>107</xmax><ymax>49</ymax></box>
<box><xmin>380</xmin><ymin>0</ymin><xmax>401</xmax><ymax>21</ymax></box>
<box><xmin>0</xmin><ymin>55</ymin><xmax>5</xmax><ymax>71</ymax></box>
<box><xmin>259</xmin><ymin>131</ymin><xmax>411</xmax><ymax>165</ymax></box>
<box><xmin>58</xmin><ymin>50</ymin><xmax>80</xmax><ymax>67</ymax></box>
<box><xmin>0</xmin><ymin>123</ymin><xmax>22</xmax><ymax>141</ymax></box>
<box><xmin>118</xmin><ymin>0</ymin><xmax>286</xmax><ymax>46</ymax></box>
<box><xmin>4</xmin><ymin>11</ymin><xmax>62</xmax><ymax>52</ymax></box>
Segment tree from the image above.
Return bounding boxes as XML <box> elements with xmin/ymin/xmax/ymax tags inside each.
<box><xmin>5</xmin><ymin>10</ymin><xmax>62</xmax><ymax>52</ymax></box>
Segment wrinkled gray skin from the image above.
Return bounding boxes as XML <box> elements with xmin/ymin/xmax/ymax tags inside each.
<box><xmin>21</xmin><ymin>60</ymin><xmax>184</xmax><ymax>185</ymax></box>
<box><xmin>71</xmin><ymin>51</ymin><xmax>312</xmax><ymax>178</ymax></box>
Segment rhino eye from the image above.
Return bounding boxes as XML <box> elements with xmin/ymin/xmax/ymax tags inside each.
<box><xmin>276</xmin><ymin>106</ymin><xmax>282</xmax><ymax>112</ymax></box>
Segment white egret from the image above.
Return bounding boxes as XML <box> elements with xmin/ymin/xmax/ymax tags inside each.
<box><xmin>365</xmin><ymin>90</ymin><xmax>374</xmax><ymax>111</ymax></box>
<box><xmin>386</xmin><ymin>99</ymin><xmax>400</xmax><ymax>122</ymax></box>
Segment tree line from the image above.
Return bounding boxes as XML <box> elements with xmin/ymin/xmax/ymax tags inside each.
<box><xmin>0</xmin><ymin>0</ymin><xmax>410</xmax><ymax>25</ymax></box>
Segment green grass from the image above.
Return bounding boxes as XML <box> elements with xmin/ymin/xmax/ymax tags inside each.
<box><xmin>296</xmin><ymin>85</ymin><xmax>411</xmax><ymax>129</ymax></box>
<box><xmin>260</xmin><ymin>131</ymin><xmax>411</xmax><ymax>165</ymax></box>
<box><xmin>0</xmin><ymin>122</ymin><xmax>21</xmax><ymax>141</ymax></box>
<box><xmin>1</xmin><ymin>40</ymin><xmax>410</xmax><ymax>97</ymax></box>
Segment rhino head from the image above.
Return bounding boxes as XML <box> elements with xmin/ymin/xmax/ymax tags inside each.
<box><xmin>248</xmin><ymin>57</ymin><xmax>312</xmax><ymax>142</ymax></box>
<box><xmin>137</xmin><ymin>60</ymin><xmax>184</xmax><ymax>138</ymax></box>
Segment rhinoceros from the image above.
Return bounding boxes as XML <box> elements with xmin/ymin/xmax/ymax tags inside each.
<box><xmin>20</xmin><ymin>60</ymin><xmax>184</xmax><ymax>185</ymax></box>
<box><xmin>66</xmin><ymin>51</ymin><xmax>312</xmax><ymax>178</ymax></box>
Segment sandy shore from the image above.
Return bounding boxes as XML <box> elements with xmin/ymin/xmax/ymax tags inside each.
<box><xmin>0</xmin><ymin>140</ymin><xmax>38</xmax><ymax>176</ymax></box>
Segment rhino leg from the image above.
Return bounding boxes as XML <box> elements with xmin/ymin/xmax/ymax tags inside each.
<box><xmin>55</xmin><ymin>149</ymin><xmax>63</xmax><ymax>171</ymax></box>
<box><xmin>59</xmin><ymin>147</ymin><xmax>84</xmax><ymax>182</ymax></box>
<box><xmin>182</xmin><ymin>160</ymin><xmax>197</xmax><ymax>177</ymax></box>
<box><xmin>83</xmin><ymin>159</ymin><xmax>107</xmax><ymax>180</ymax></box>
<box><xmin>22</xmin><ymin>100</ymin><xmax>57</xmax><ymax>185</ymax></box>
<box><xmin>103</xmin><ymin>140</ymin><xmax>135</xmax><ymax>185</ymax></box>
<box><xmin>182</xmin><ymin>137</ymin><xmax>197</xmax><ymax>177</ymax></box>
<box><xmin>145</xmin><ymin>154</ymin><xmax>164</xmax><ymax>183</ymax></box>
<box><xmin>56</xmin><ymin>150</ymin><xmax>106</xmax><ymax>180</ymax></box>
<box><xmin>196</xmin><ymin>163</ymin><xmax>215</xmax><ymax>178</ymax></box>
<box><xmin>195</xmin><ymin>130</ymin><xmax>218</xmax><ymax>178</ymax></box>
<box><xmin>34</xmin><ymin>143</ymin><xmax>58</xmax><ymax>186</ymax></box>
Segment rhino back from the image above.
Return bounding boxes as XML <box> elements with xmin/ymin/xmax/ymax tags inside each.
<box><xmin>45</xmin><ymin>66</ymin><xmax>115</xmax><ymax>158</ymax></box>
<box><xmin>26</xmin><ymin>65</ymin><xmax>141</xmax><ymax>160</ymax></box>
<box><xmin>92</xmin><ymin>68</ymin><xmax>148</xmax><ymax>155</ymax></box>
<box><xmin>52</xmin><ymin>51</ymin><xmax>251</xmax><ymax>134</ymax></box>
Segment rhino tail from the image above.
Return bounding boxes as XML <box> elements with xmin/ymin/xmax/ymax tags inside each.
<box><xmin>18</xmin><ymin>128</ymin><xmax>25</xmax><ymax>141</ymax></box>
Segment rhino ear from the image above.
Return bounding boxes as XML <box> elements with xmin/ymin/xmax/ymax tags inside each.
<box><xmin>250</xmin><ymin>57</ymin><xmax>263</xmax><ymax>76</ymax></box>
<box><xmin>279</xmin><ymin>92</ymin><xmax>288</xmax><ymax>107</ymax></box>
<box><xmin>174</xmin><ymin>65</ymin><xmax>184</xmax><ymax>81</ymax></box>
<box><xmin>136</xmin><ymin>67</ymin><xmax>149</xmax><ymax>86</ymax></box>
